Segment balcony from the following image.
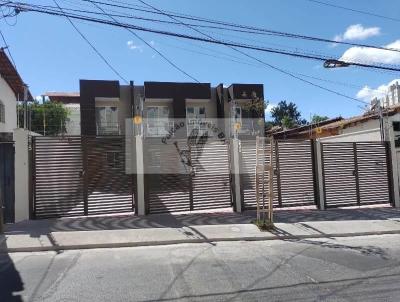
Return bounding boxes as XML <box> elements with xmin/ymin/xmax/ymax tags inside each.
<box><xmin>144</xmin><ymin>119</ymin><xmax>174</xmax><ymax>138</ymax></box>
<box><xmin>187</xmin><ymin>118</ymin><xmax>216</xmax><ymax>137</ymax></box>
<box><xmin>96</xmin><ymin>123</ymin><xmax>120</xmax><ymax>136</ymax></box>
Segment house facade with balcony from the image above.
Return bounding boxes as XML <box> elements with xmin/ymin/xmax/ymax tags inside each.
<box><xmin>78</xmin><ymin>79</ymin><xmax>264</xmax><ymax>138</ymax></box>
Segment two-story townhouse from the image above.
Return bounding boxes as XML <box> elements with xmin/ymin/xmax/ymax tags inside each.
<box><xmin>77</xmin><ymin>79</ymin><xmax>264</xmax><ymax>137</ymax></box>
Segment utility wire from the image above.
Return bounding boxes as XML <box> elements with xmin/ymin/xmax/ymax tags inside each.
<box><xmin>52</xmin><ymin>0</ymin><xmax>129</xmax><ymax>84</ymax></box>
<box><xmin>0</xmin><ymin>28</ymin><xmax>17</xmax><ymax>68</ymax></box>
<box><xmin>305</xmin><ymin>0</ymin><xmax>400</xmax><ymax>23</ymax></box>
<box><xmin>88</xmin><ymin>0</ymin><xmax>200</xmax><ymax>83</ymax></box>
<box><xmin>5</xmin><ymin>2</ymin><xmax>400</xmax><ymax>73</ymax></box>
<box><xmin>137</xmin><ymin>0</ymin><xmax>368</xmax><ymax>105</ymax></box>
<box><xmin>79</xmin><ymin>0</ymin><xmax>400</xmax><ymax>54</ymax></box>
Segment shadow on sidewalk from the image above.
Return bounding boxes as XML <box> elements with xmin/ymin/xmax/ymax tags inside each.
<box><xmin>274</xmin><ymin>206</ymin><xmax>400</xmax><ymax>223</ymax></box>
<box><xmin>3</xmin><ymin>206</ymin><xmax>400</xmax><ymax>238</ymax></box>
<box><xmin>0</xmin><ymin>235</ymin><xmax>24</xmax><ymax>301</ymax></box>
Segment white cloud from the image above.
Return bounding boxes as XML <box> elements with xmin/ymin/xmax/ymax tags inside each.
<box><xmin>265</xmin><ymin>103</ymin><xmax>277</xmax><ymax>113</ymax></box>
<box><xmin>334</xmin><ymin>24</ymin><xmax>380</xmax><ymax>42</ymax></box>
<box><xmin>340</xmin><ymin>39</ymin><xmax>400</xmax><ymax>64</ymax></box>
<box><xmin>356</xmin><ymin>78</ymin><xmax>400</xmax><ymax>101</ymax></box>
<box><xmin>127</xmin><ymin>40</ymin><xmax>143</xmax><ymax>52</ymax></box>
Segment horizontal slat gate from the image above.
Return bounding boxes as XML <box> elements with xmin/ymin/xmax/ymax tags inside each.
<box><xmin>145</xmin><ymin>139</ymin><xmax>191</xmax><ymax>213</ymax></box>
<box><xmin>145</xmin><ymin>139</ymin><xmax>232</xmax><ymax>214</ymax></box>
<box><xmin>322</xmin><ymin>142</ymin><xmax>391</xmax><ymax>207</ymax></box>
<box><xmin>322</xmin><ymin>143</ymin><xmax>358</xmax><ymax>207</ymax></box>
<box><xmin>192</xmin><ymin>141</ymin><xmax>231</xmax><ymax>210</ymax></box>
<box><xmin>33</xmin><ymin>136</ymin><xmax>135</xmax><ymax>219</ymax></box>
<box><xmin>85</xmin><ymin>136</ymin><xmax>134</xmax><ymax>215</ymax></box>
<box><xmin>33</xmin><ymin>137</ymin><xmax>85</xmax><ymax>218</ymax></box>
<box><xmin>278</xmin><ymin>141</ymin><xmax>315</xmax><ymax>207</ymax></box>
<box><xmin>357</xmin><ymin>143</ymin><xmax>390</xmax><ymax>205</ymax></box>
<box><xmin>240</xmin><ymin>139</ymin><xmax>279</xmax><ymax>210</ymax></box>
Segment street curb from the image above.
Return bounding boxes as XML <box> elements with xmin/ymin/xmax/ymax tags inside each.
<box><xmin>2</xmin><ymin>229</ymin><xmax>400</xmax><ymax>253</ymax></box>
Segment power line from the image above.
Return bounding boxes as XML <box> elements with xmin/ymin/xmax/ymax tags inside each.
<box><xmin>88</xmin><ymin>0</ymin><xmax>201</xmax><ymax>82</ymax></box>
<box><xmin>52</xmin><ymin>0</ymin><xmax>129</xmax><ymax>84</ymax></box>
<box><xmin>305</xmin><ymin>0</ymin><xmax>400</xmax><ymax>23</ymax></box>
<box><xmin>0</xmin><ymin>28</ymin><xmax>17</xmax><ymax>68</ymax></box>
<box><xmin>137</xmin><ymin>0</ymin><xmax>369</xmax><ymax>105</ymax></box>
<box><xmin>159</xmin><ymin>39</ymin><xmax>364</xmax><ymax>90</ymax></box>
<box><xmin>4</xmin><ymin>1</ymin><xmax>400</xmax><ymax>73</ymax></box>
<box><xmin>78</xmin><ymin>0</ymin><xmax>400</xmax><ymax>54</ymax></box>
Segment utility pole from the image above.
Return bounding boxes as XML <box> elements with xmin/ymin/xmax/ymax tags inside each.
<box><xmin>371</xmin><ymin>99</ymin><xmax>385</xmax><ymax>142</ymax></box>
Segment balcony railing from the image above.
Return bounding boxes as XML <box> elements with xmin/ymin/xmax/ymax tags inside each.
<box><xmin>96</xmin><ymin>123</ymin><xmax>120</xmax><ymax>136</ymax></box>
<box><xmin>187</xmin><ymin>118</ymin><xmax>216</xmax><ymax>137</ymax></box>
<box><xmin>144</xmin><ymin>120</ymin><xmax>175</xmax><ymax>138</ymax></box>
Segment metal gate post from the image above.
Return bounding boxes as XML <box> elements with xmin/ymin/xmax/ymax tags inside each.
<box><xmin>315</xmin><ymin>141</ymin><xmax>326</xmax><ymax>210</ymax></box>
<box><xmin>231</xmin><ymin>139</ymin><xmax>242</xmax><ymax>212</ymax></box>
<box><xmin>13</xmin><ymin>129</ymin><xmax>29</xmax><ymax>222</ymax></box>
<box><xmin>30</xmin><ymin>136</ymin><xmax>35</xmax><ymax>219</ymax></box>
<box><xmin>135</xmin><ymin>135</ymin><xmax>146</xmax><ymax>215</ymax></box>
<box><xmin>82</xmin><ymin>136</ymin><xmax>89</xmax><ymax>216</ymax></box>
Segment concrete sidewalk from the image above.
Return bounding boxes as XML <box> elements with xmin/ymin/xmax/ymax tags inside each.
<box><xmin>2</xmin><ymin>207</ymin><xmax>400</xmax><ymax>252</ymax></box>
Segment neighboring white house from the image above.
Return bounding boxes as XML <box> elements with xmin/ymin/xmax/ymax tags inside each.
<box><xmin>0</xmin><ymin>49</ymin><xmax>32</xmax><ymax>133</ymax></box>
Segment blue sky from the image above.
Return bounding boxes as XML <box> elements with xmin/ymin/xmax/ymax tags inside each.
<box><xmin>1</xmin><ymin>0</ymin><xmax>400</xmax><ymax>120</ymax></box>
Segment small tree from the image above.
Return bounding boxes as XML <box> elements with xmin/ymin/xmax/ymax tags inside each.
<box><xmin>311</xmin><ymin>114</ymin><xmax>329</xmax><ymax>124</ymax></box>
<box><xmin>270</xmin><ymin>101</ymin><xmax>307</xmax><ymax>128</ymax></box>
<box><xmin>281</xmin><ymin>116</ymin><xmax>295</xmax><ymax>130</ymax></box>
<box><xmin>240</xmin><ymin>92</ymin><xmax>268</xmax><ymax>134</ymax></box>
<box><xmin>18</xmin><ymin>101</ymin><xmax>70</xmax><ymax>135</ymax></box>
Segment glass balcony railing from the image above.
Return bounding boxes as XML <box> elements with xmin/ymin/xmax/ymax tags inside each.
<box><xmin>96</xmin><ymin>123</ymin><xmax>120</xmax><ymax>136</ymax></box>
<box><xmin>144</xmin><ymin>120</ymin><xmax>175</xmax><ymax>137</ymax></box>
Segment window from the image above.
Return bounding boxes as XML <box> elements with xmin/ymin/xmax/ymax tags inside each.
<box><xmin>186</xmin><ymin>106</ymin><xmax>208</xmax><ymax>136</ymax></box>
<box><xmin>95</xmin><ymin>106</ymin><xmax>119</xmax><ymax>135</ymax></box>
<box><xmin>393</xmin><ymin>121</ymin><xmax>400</xmax><ymax>132</ymax></box>
<box><xmin>186</xmin><ymin>106</ymin><xmax>206</xmax><ymax>119</ymax></box>
<box><xmin>0</xmin><ymin>100</ymin><xmax>4</xmax><ymax>123</ymax></box>
<box><xmin>145</xmin><ymin>106</ymin><xmax>171</xmax><ymax>137</ymax></box>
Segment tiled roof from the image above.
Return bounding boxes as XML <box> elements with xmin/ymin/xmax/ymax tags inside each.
<box><xmin>319</xmin><ymin>103</ymin><xmax>400</xmax><ymax>131</ymax></box>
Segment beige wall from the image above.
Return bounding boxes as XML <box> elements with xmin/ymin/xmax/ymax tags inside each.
<box><xmin>341</xmin><ymin>119</ymin><xmax>379</xmax><ymax>135</ymax></box>
<box><xmin>0</xmin><ymin>76</ymin><xmax>17</xmax><ymax>132</ymax></box>
<box><xmin>319</xmin><ymin>128</ymin><xmax>382</xmax><ymax>142</ymax></box>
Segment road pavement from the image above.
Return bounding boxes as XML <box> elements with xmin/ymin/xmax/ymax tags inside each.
<box><xmin>1</xmin><ymin>234</ymin><xmax>400</xmax><ymax>301</ymax></box>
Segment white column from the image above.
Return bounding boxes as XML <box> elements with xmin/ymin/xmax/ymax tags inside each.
<box><xmin>135</xmin><ymin>135</ymin><xmax>146</xmax><ymax>215</ymax></box>
<box><xmin>315</xmin><ymin>141</ymin><xmax>326</xmax><ymax>210</ymax></box>
<box><xmin>13</xmin><ymin>129</ymin><xmax>30</xmax><ymax>222</ymax></box>
<box><xmin>231</xmin><ymin>139</ymin><xmax>242</xmax><ymax>212</ymax></box>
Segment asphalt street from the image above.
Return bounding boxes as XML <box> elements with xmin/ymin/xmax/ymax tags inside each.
<box><xmin>1</xmin><ymin>234</ymin><xmax>400</xmax><ymax>302</ymax></box>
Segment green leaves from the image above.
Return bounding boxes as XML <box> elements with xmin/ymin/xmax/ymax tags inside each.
<box><xmin>18</xmin><ymin>101</ymin><xmax>70</xmax><ymax>135</ymax></box>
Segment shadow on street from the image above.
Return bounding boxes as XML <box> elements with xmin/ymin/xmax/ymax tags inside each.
<box><xmin>0</xmin><ymin>234</ymin><xmax>24</xmax><ymax>301</ymax></box>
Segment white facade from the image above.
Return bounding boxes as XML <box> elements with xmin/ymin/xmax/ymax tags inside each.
<box><xmin>0</xmin><ymin>75</ymin><xmax>17</xmax><ymax>132</ymax></box>
<box><xmin>64</xmin><ymin>103</ymin><xmax>81</xmax><ymax>135</ymax></box>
